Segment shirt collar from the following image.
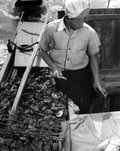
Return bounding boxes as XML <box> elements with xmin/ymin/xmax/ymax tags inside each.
<box><xmin>57</xmin><ymin>18</ymin><xmax>86</xmax><ymax>32</ymax></box>
<box><xmin>57</xmin><ymin>18</ymin><xmax>66</xmax><ymax>32</ymax></box>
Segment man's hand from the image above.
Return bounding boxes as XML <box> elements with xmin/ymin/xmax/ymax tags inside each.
<box><xmin>93</xmin><ymin>82</ymin><xmax>108</xmax><ymax>98</ymax></box>
<box><xmin>53</xmin><ymin>70</ymin><xmax>67</xmax><ymax>80</ymax></box>
<box><xmin>52</xmin><ymin>66</ymin><xmax>67</xmax><ymax>80</ymax></box>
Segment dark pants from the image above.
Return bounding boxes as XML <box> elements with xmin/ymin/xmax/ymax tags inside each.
<box><xmin>55</xmin><ymin>66</ymin><xmax>93</xmax><ymax>114</ymax></box>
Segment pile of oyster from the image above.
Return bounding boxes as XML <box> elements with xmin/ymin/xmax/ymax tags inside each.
<box><xmin>0</xmin><ymin>68</ymin><xmax>68</xmax><ymax>151</ymax></box>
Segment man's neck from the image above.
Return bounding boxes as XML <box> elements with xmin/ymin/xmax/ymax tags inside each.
<box><xmin>64</xmin><ymin>17</ymin><xmax>76</xmax><ymax>36</ymax></box>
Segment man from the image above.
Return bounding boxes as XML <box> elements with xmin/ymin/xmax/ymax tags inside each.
<box><xmin>39</xmin><ymin>0</ymin><xmax>107</xmax><ymax>114</ymax></box>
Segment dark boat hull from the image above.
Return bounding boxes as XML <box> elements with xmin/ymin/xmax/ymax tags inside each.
<box><xmin>12</xmin><ymin>0</ymin><xmax>43</xmax><ymax>15</ymax></box>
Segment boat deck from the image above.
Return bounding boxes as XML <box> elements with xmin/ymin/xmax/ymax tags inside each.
<box><xmin>14</xmin><ymin>21</ymin><xmax>47</xmax><ymax>67</ymax></box>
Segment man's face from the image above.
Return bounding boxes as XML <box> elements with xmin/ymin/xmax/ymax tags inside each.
<box><xmin>66</xmin><ymin>8</ymin><xmax>90</xmax><ymax>30</ymax></box>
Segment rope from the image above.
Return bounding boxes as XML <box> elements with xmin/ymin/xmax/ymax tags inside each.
<box><xmin>21</xmin><ymin>29</ymin><xmax>39</xmax><ymax>36</ymax></box>
<box><xmin>7</xmin><ymin>39</ymin><xmax>39</xmax><ymax>53</ymax></box>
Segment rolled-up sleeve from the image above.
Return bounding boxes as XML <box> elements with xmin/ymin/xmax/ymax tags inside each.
<box><xmin>39</xmin><ymin>25</ymin><xmax>52</xmax><ymax>52</ymax></box>
<box><xmin>87</xmin><ymin>29</ymin><xmax>101</xmax><ymax>56</ymax></box>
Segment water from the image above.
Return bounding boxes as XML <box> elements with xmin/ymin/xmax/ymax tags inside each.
<box><xmin>0</xmin><ymin>0</ymin><xmax>120</xmax><ymax>69</ymax></box>
<box><xmin>0</xmin><ymin>0</ymin><xmax>19</xmax><ymax>69</ymax></box>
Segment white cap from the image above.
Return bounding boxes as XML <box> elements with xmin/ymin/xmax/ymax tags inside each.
<box><xmin>64</xmin><ymin>0</ymin><xmax>90</xmax><ymax>18</ymax></box>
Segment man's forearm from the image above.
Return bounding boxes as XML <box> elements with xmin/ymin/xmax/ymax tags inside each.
<box><xmin>90</xmin><ymin>54</ymin><xmax>100</xmax><ymax>86</ymax></box>
<box><xmin>41</xmin><ymin>49</ymin><xmax>55</xmax><ymax>70</ymax></box>
<box><xmin>90</xmin><ymin>54</ymin><xmax>108</xmax><ymax>97</ymax></box>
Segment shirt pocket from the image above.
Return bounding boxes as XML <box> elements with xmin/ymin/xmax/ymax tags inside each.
<box><xmin>72</xmin><ymin>50</ymin><xmax>88</xmax><ymax>66</ymax></box>
<box><xmin>72</xmin><ymin>39</ymin><xmax>87</xmax><ymax>54</ymax></box>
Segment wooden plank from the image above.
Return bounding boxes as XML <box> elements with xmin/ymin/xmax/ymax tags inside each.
<box><xmin>88</xmin><ymin>14</ymin><xmax>120</xmax><ymax>21</ymax></box>
<box><xmin>105</xmin><ymin>82</ymin><xmax>120</xmax><ymax>95</ymax></box>
<box><xmin>100</xmin><ymin>68</ymin><xmax>120</xmax><ymax>75</ymax></box>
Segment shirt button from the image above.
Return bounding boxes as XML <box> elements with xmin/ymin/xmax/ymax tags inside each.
<box><xmin>67</xmin><ymin>58</ymin><xmax>69</xmax><ymax>61</ymax></box>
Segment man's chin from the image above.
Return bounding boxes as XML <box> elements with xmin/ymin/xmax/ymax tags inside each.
<box><xmin>72</xmin><ymin>25</ymin><xmax>83</xmax><ymax>30</ymax></box>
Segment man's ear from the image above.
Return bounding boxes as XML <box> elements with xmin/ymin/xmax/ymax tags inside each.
<box><xmin>81</xmin><ymin>8</ymin><xmax>90</xmax><ymax>18</ymax></box>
